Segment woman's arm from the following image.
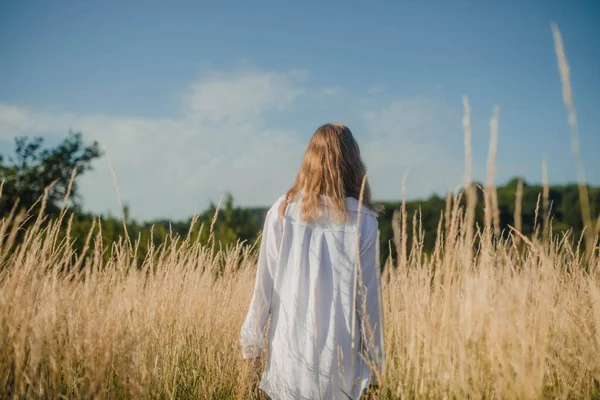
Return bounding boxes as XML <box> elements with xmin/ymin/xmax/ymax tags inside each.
<box><xmin>240</xmin><ymin>208</ymin><xmax>281</xmax><ymax>359</ymax></box>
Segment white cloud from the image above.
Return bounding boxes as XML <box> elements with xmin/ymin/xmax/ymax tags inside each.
<box><xmin>184</xmin><ymin>69</ymin><xmax>306</xmax><ymax>122</ymax></box>
<box><xmin>0</xmin><ymin>68</ymin><xmax>460</xmax><ymax>220</ymax></box>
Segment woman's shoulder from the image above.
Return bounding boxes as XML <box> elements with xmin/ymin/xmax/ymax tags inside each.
<box><xmin>271</xmin><ymin>195</ymin><xmax>287</xmax><ymax>211</ymax></box>
<box><xmin>265</xmin><ymin>194</ymin><xmax>287</xmax><ymax>220</ymax></box>
<box><xmin>344</xmin><ymin>197</ymin><xmax>379</xmax><ymax>219</ymax></box>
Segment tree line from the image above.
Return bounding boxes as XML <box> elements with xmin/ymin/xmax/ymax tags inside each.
<box><xmin>1</xmin><ymin>133</ymin><xmax>598</xmax><ymax>265</ymax></box>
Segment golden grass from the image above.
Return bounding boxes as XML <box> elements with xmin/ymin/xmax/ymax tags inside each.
<box><xmin>1</xmin><ymin>180</ymin><xmax>600</xmax><ymax>399</ymax></box>
<box><xmin>0</xmin><ymin>206</ymin><xmax>262</xmax><ymax>399</ymax></box>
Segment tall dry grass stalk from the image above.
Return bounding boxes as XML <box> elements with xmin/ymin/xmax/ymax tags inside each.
<box><xmin>551</xmin><ymin>22</ymin><xmax>595</xmax><ymax>257</ymax></box>
<box><xmin>106</xmin><ymin>147</ymin><xmax>132</xmax><ymax>252</ymax></box>
<box><xmin>490</xmin><ymin>106</ymin><xmax>501</xmax><ymax>237</ymax></box>
<box><xmin>485</xmin><ymin>105</ymin><xmax>500</xmax><ymax>239</ymax></box>
<box><xmin>542</xmin><ymin>159</ymin><xmax>549</xmax><ymax>216</ymax></box>
<box><xmin>462</xmin><ymin>95</ymin><xmax>476</xmax><ymax>266</ymax></box>
<box><xmin>350</xmin><ymin>174</ymin><xmax>368</xmax><ymax>380</ymax></box>
<box><xmin>542</xmin><ymin>159</ymin><xmax>550</xmax><ymax>237</ymax></box>
<box><xmin>514</xmin><ymin>179</ymin><xmax>524</xmax><ymax>247</ymax></box>
<box><xmin>399</xmin><ymin>174</ymin><xmax>408</xmax><ymax>273</ymax></box>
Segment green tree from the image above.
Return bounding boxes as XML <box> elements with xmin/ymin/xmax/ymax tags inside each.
<box><xmin>0</xmin><ymin>131</ymin><xmax>102</xmax><ymax>216</ymax></box>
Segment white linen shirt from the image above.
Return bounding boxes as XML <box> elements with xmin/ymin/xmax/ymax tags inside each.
<box><xmin>241</xmin><ymin>193</ymin><xmax>385</xmax><ymax>400</ymax></box>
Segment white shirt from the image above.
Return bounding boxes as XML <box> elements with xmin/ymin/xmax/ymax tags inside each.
<box><xmin>241</xmin><ymin>193</ymin><xmax>385</xmax><ymax>400</ymax></box>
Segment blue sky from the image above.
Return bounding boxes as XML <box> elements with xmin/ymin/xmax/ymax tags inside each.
<box><xmin>1</xmin><ymin>0</ymin><xmax>599</xmax><ymax>220</ymax></box>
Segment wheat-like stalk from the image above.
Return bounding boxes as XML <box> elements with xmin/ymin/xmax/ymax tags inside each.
<box><xmin>462</xmin><ymin>95</ymin><xmax>476</xmax><ymax>267</ymax></box>
<box><xmin>551</xmin><ymin>22</ymin><xmax>594</xmax><ymax>257</ymax></box>
<box><xmin>514</xmin><ymin>179</ymin><xmax>524</xmax><ymax>247</ymax></box>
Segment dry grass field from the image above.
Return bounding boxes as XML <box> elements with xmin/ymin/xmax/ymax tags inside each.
<box><xmin>0</xmin><ymin>178</ymin><xmax>599</xmax><ymax>399</ymax></box>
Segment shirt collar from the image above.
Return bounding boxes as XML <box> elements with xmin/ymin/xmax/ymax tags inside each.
<box><xmin>296</xmin><ymin>190</ymin><xmax>378</xmax><ymax>217</ymax></box>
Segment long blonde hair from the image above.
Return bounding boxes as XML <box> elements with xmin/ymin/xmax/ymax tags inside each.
<box><xmin>279</xmin><ymin>123</ymin><xmax>379</xmax><ymax>221</ymax></box>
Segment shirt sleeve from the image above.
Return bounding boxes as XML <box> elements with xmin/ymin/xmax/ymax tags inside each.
<box><xmin>240</xmin><ymin>207</ymin><xmax>281</xmax><ymax>359</ymax></box>
<box><xmin>356</xmin><ymin>218</ymin><xmax>385</xmax><ymax>382</ymax></box>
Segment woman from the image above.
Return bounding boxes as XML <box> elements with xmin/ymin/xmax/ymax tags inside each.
<box><xmin>241</xmin><ymin>123</ymin><xmax>385</xmax><ymax>399</ymax></box>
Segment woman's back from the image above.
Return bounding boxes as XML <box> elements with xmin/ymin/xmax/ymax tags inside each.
<box><xmin>241</xmin><ymin>193</ymin><xmax>384</xmax><ymax>400</ymax></box>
